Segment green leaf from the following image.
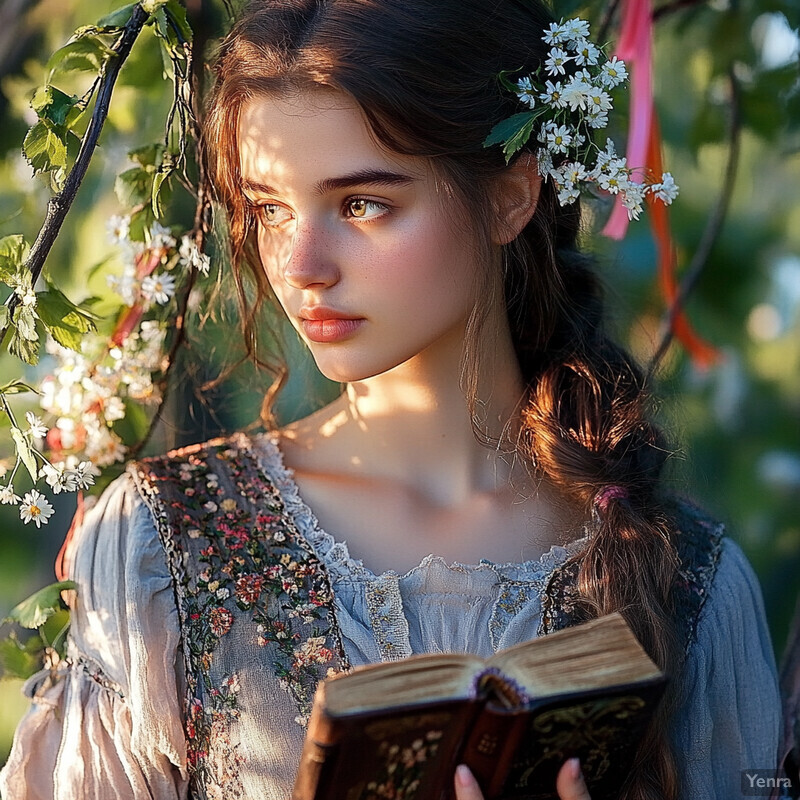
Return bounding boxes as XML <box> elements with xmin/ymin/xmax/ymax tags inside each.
<box><xmin>10</xmin><ymin>426</ymin><xmax>38</xmax><ymax>482</ymax></box>
<box><xmin>164</xmin><ymin>0</ymin><xmax>192</xmax><ymax>43</ymax></box>
<box><xmin>47</xmin><ymin>35</ymin><xmax>117</xmax><ymax>79</ymax></box>
<box><xmin>128</xmin><ymin>142</ymin><xmax>165</xmax><ymax>169</ymax></box>
<box><xmin>31</xmin><ymin>86</ymin><xmax>80</xmax><ymax>127</ymax></box>
<box><xmin>151</xmin><ymin>166</ymin><xmax>173</xmax><ymax>218</ymax></box>
<box><xmin>483</xmin><ymin>112</ymin><xmax>537</xmax><ymax>162</ymax></box>
<box><xmin>0</xmin><ymin>633</ymin><xmax>43</xmax><ymax>680</ymax></box>
<box><xmin>97</xmin><ymin>3</ymin><xmax>136</xmax><ymax>28</ymax></box>
<box><xmin>37</xmin><ymin>285</ymin><xmax>97</xmax><ymax>352</ymax></box>
<box><xmin>112</xmin><ymin>395</ymin><xmax>151</xmax><ymax>445</ymax></box>
<box><xmin>5</xmin><ymin>582</ymin><xmax>77</xmax><ymax>629</ymax></box>
<box><xmin>7</xmin><ymin>328</ymin><xmax>40</xmax><ymax>365</ymax></box>
<box><xmin>13</xmin><ymin>303</ymin><xmax>38</xmax><ymax>339</ymax></box>
<box><xmin>0</xmin><ymin>380</ymin><xmax>38</xmax><ymax>395</ymax></box>
<box><xmin>0</xmin><ymin>235</ymin><xmax>29</xmax><ymax>283</ymax></box>
<box><xmin>39</xmin><ymin>608</ymin><xmax>71</xmax><ymax>653</ymax></box>
<box><xmin>23</xmin><ymin>120</ymin><xmax>68</xmax><ymax>174</ymax></box>
<box><xmin>115</xmin><ymin>166</ymin><xmax>153</xmax><ymax>207</ymax></box>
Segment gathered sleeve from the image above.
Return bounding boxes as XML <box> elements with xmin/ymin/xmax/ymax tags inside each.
<box><xmin>670</xmin><ymin>536</ymin><xmax>783</xmax><ymax>799</ymax></box>
<box><xmin>0</xmin><ymin>475</ymin><xmax>189</xmax><ymax>800</ymax></box>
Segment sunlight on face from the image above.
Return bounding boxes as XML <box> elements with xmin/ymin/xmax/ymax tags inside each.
<box><xmin>237</xmin><ymin>88</ymin><xmax>490</xmax><ymax>385</ymax></box>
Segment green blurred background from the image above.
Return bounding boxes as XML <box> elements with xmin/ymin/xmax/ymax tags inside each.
<box><xmin>0</xmin><ymin>0</ymin><xmax>799</xmax><ymax>767</ymax></box>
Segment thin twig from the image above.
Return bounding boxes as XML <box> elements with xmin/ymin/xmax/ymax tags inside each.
<box><xmin>0</xmin><ymin>4</ymin><xmax>149</xmax><ymax>350</ymax></box>
<box><xmin>597</xmin><ymin>0</ymin><xmax>622</xmax><ymax>47</ymax></box>
<box><xmin>648</xmin><ymin>68</ymin><xmax>742</xmax><ymax>375</ymax></box>
<box><xmin>653</xmin><ymin>0</ymin><xmax>707</xmax><ymax>21</ymax></box>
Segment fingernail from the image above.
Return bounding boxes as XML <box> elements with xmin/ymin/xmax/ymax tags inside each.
<box><xmin>568</xmin><ymin>757</ymin><xmax>582</xmax><ymax>781</ymax></box>
<box><xmin>456</xmin><ymin>764</ymin><xmax>474</xmax><ymax>788</ymax></box>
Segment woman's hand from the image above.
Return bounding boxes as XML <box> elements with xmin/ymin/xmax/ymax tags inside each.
<box><xmin>453</xmin><ymin>759</ymin><xmax>591</xmax><ymax>800</ymax></box>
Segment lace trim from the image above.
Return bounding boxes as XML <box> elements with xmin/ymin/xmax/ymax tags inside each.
<box><xmin>365</xmin><ymin>575</ymin><xmax>413</xmax><ymax>662</ymax></box>
<box><xmin>252</xmin><ymin>432</ymin><xmax>590</xmax><ymax>583</ymax></box>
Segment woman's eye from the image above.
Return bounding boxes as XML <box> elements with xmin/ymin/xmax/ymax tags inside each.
<box><xmin>345</xmin><ymin>198</ymin><xmax>388</xmax><ymax>220</ymax></box>
<box><xmin>255</xmin><ymin>203</ymin><xmax>292</xmax><ymax>228</ymax></box>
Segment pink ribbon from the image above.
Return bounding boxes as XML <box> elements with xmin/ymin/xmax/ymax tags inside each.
<box><xmin>602</xmin><ymin>0</ymin><xmax>654</xmax><ymax>240</ymax></box>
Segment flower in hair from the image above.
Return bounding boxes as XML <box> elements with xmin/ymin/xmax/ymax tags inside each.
<box><xmin>483</xmin><ymin>17</ymin><xmax>678</xmax><ymax>219</ymax></box>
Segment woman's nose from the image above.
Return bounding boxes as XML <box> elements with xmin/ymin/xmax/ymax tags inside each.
<box><xmin>281</xmin><ymin>218</ymin><xmax>340</xmax><ymax>290</ymax></box>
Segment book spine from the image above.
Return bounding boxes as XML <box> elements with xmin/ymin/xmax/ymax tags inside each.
<box><xmin>292</xmin><ymin>685</ymin><xmax>340</xmax><ymax>800</ymax></box>
<box><xmin>292</xmin><ymin>738</ymin><xmax>339</xmax><ymax>800</ymax></box>
<box><xmin>460</xmin><ymin>708</ymin><xmax>528</xmax><ymax>800</ymax></box>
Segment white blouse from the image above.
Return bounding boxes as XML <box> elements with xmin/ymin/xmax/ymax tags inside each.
<box><xmin>0</xmin><ymin>434</ymin><xmax>782</xmax><ymax>799</ymax></box>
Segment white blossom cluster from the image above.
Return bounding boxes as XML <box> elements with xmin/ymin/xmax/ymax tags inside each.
<box><xmin>507</xmin><ymin>17</ymin><xmax>679</xmax><ymax>219</ymax></box>
<box><xmin>106</xmin><ymin>218</ymin><xmax>210</xmax><ymax>307</ymax></box>
<box><xmin>2</xmin><ymin>218</ymin><xmax>211</xmax><ymax>530</ymax></box>
<box><xmin>39</xmin><ymin>321</ymin><xmax>166</xmax><ymax>471</ymax></box>
<box><xmin>0</xmin><ymin>411</ymin><xmax>96</xmax><ymax>528</ymax></box>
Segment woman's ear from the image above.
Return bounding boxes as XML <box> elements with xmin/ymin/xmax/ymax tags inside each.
<box><xmin>490</xmin><ymin>153</ymin><xmax>542</xmax><ymax>245</ymax></box>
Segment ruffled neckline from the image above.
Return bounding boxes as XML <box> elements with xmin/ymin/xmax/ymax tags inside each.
<box><xmin>250</xmin><ymin>431</ymin><xmax>590</xmax><ymax>584</ymax></box>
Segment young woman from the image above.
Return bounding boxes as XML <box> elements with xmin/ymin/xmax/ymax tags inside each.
<box><xmin>0</xmin><ymin>0</ymin><xmax>782</xmax><ymax>798</ymax></box>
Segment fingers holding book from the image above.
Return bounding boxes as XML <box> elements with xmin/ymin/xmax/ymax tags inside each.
<box><xmin>454</xmin><ymin>760</ymin><xmax>592</xmax><ymax>800</ymax></box>
<box><xmin>555</xmin><ymin>758</ymin><xmax>592</xmax><ymax>800</ymax></box>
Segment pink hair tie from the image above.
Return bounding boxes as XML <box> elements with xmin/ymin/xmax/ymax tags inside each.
<box><xmin>594</xmin><ymin>485</ymin><xmax>629</xmax><ymax>512</ymax></box>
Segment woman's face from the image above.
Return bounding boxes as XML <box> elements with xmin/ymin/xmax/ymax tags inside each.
<box><xmin>237</xmin><ymin>88</ymin><xmax>492</xmax><ymax>384</ymax></box>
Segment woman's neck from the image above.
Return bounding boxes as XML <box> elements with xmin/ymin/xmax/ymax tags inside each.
<box><xmin>309</xmin><ymin>320</ymin><xmax>529</xmax><ymax>507</ymax></box>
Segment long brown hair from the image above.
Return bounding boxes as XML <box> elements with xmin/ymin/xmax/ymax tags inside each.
<box><xmin>203</xmin><ymin>1</ymin><xmax>682</xmax><ymax>797</ymax></box>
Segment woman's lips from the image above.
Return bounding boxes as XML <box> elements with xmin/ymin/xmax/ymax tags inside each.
<box><xmin>300</xmin><ymin>318</ymin><xmax>364</xmax><ymax>343</ymax></box>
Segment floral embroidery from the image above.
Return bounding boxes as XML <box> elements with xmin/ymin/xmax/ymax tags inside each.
<box><xmin>131</xmin><ymin>433</ymin><xmax>348</xmax><ymax>798</ymax></box>
<box><xmin>364</xmin><ymin>730</ymin><xmax>444</xmax><ymax>800</ymax></box>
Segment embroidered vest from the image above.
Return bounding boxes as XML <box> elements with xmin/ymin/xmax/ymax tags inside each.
<box><xmin>131</xmin><ymin>433</ymin><xmax>723</xmax><ymax>799</ymax></box>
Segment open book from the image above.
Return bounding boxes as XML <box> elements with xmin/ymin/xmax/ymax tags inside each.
<box><xmin>292</xmin><ymin>612</ymin><xmax>666</xmax><ymax>800</ymax></box>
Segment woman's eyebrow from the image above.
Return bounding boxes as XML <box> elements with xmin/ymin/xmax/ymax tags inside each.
<box><xmin>241</xmin><ymin>169</ymin><xmax>417</xmax><ymax>197</ymax></box>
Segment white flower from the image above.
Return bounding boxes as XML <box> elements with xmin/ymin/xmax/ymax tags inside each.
<box><xmin>586</xmin><ymin>87</ymin><xmax>613</xmax><ymax>114</ymax></box>
<box><xmin>540</xmin><ymin>122</ymin><xmax>574</xmax><ymax>154</ymax></box>
<box><xmin>104</xmin><ymin>395</ymin><xmax>126</xmax><ymax>422</ymax></box>
<box><xmin>539</xmin><ymin>80</ymin><xmax>566</xmax><ymax>109</ymax></box>
<box><xmin>106</xmin><ymin>215</ymin><xmax>130</xmax><ymax>246</ymax></box>
<box><xmin>107</xmin><ymin>269</ymin><xmax>139</xmax><ymax>306</ymax></box>
<box><xmin>15</xmin><ymin>286</ymin><xmax>37</xmax><ymax>308</ymax></box>
<box><xmin>545</xmin><ymin>47</ymin><xmax>570</xmax><ymax>76</ymax></box>
<box><xmin>515</xmin><ymin>77</ymin><xmax>537</xmax><ymax>109</ymax></box>
<box><xmin>148</xmin><ymin>221</ymin><xmax>176</xmax><ymax>251</ymax></box>
<box><xmin>141</xmin><ymin>273</ymin><xmax>176</xmax><ymax>305</ymax></box>
<box><xmin>74</xmin><ymin>461</ymin><xmax>97</xmax><ymax>490</ymax></box>
<box><xmin>543</xmin><ymin>21</ymin><xmax>568</xmax><ymax>46</ymax></box>
<box><xmin>26</xmin><ymin>411</ymin><xmax>48</xmax><ymax>439</ymax></box>
<box><xmin>19</xmin><ymin>490</ymin><xmax>55</xmax><ymax>527</ymax></box>
<box><xmin>0</xmin><ymin>484</ymin><xmax>21</xmax><ymax>505</ymax></box>
<box><xmin>561</xmin><ymin>75</ymin><xmax>592</xmax><ymax>111</ymax></box>
<box><xmin>600</xmin><ymin>57</ymin><xmax>628</xmax><ymax>88</ymax></box>
<box><xmin>84</xmin><ymin>420</ymin><xmax>126</xmax><ymax>466</ymax></box>
<box><xmin>562</xmin><ymin>18</ymin><xmax>590</xmax><ymax>42</ymax></box>
<box><xmin>178</xmin><ymin>236</ymin><xmax>211</xmax><ymax>275</ymax></box>
<box><xmin>594</xmin><ymin>138</ymin><xmax>620</xmax><ymax>170</ymax></box>
<box><xmin>40</xmin><ymin>463</ymin><xmax>78</xmax><ymax>494</ymax></box>
<box><xmin>650</xmin><ymin>172</ymin><xmax>680</xmax><ymax>204</ymax></box>
<box><xmin>555</xmin><ymin>161</ymin><xmax>589</xmax><ymax>187</ymax></box>
<box><xmin>557</xmin><ymin>185</ymin><xmax>581</xmax><ymax>205</ymax></box>
<box><xmin>573</xmin><ymin>40</ymin><xmax>600</xmax><ymax>66</ymax></box>
<box><xmin>586</xmin><ymin>107</ymin><xmax>610</xmax><ymax>129</ymax></box>
<box><xmin>621</xmin><ymin>183</ymin><xmax>646</xmax><ymax>220</ymax></box>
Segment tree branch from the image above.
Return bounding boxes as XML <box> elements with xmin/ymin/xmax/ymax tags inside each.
<box><xmin>0</xmin><ymin>4</ymin><xmax>149</xmax><ymax>349</ymax></box>
<box><xmin>648</xmin><ymin>68</ymin><xmax>742</xmax><ymax>375</ymax></box>
<box><xmin>127</xmin><ymin>0</ymin><xmax>213</xmax><ymax>459</ymax></box>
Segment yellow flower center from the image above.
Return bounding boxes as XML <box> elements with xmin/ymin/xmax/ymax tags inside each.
<box><xmin>29</xmin><ymin>505</ymin><xmax>41</xmax><ymax>517</ymax></box>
